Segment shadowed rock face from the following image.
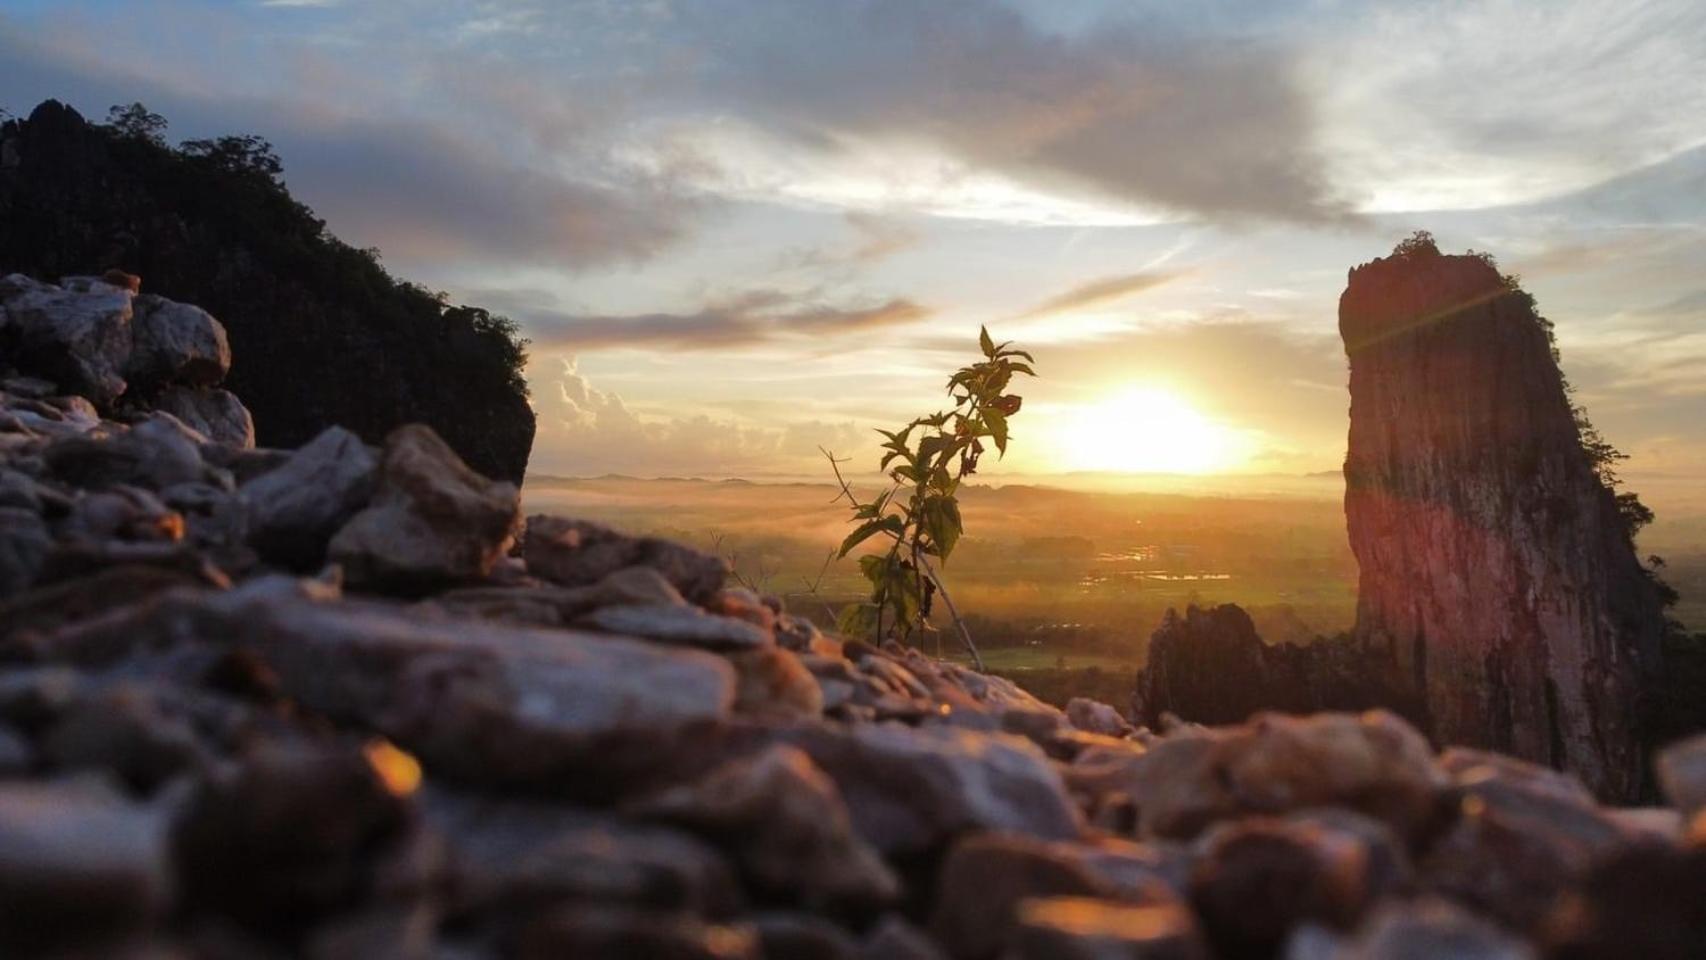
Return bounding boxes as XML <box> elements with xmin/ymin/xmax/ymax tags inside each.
<box><xmin>1341</xmin><ymin>244</ymin><xmax>1667</xmax><ymax>800</ymax></box>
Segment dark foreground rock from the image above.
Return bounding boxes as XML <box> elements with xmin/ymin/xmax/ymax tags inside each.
<box><xmin>0</xmin><ymin>267</ymin><xmax>1701</xmax><ymax>959</ymax></box>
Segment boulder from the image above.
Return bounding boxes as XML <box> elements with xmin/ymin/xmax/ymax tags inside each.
<box><xmin>423</xmin><ymin>788</ymin><xmax>739</xmax><ymax>920</ymax></box>
<box><xmin>629</xmin><ymin>744</ymin><xmax>899</xmax><ymax>909</ymax></box>
<box><xmin>516</xmin><ymin>907</ymin><xmax>759</xmax><ymax>960</ymax></box>
<box><xmin>1656</xmin><ymin>733</ymin><xmax>1706</xmax><ymax>819</ymax></box>
<box><xmin>241</xmin><ymin>426</ymin><xmax>377</xmax><ymax>569</ymax></box>
<box><xmin>1189</xmin><ymin>819</ymin><xmax>1373</xmax><ymax>958</ymax></box>
<box><xmin>204</xmin><ymin>585</ymin><xmax>738</xmax><ymax>788</ymax></box>
<box><xmin>155</xmin><ymin>386</ymin><xmax>255</xmax><ymax>448</ymax></box>
<box><xmin>584</xmin><ymin>602</ymin><xmax>773</xmax><ymax>650</ymax></box>
<box><xmin>1335</xmin><ymin>899</ymin><xmax>1535</xmax><ymax>960</ymax></box>
<box><xmin>126</xmin><ymin>294</ymin><xmax>231</xmax><ymax>388</ymax></box>
<box><xmin>727</xmin><ymin>646</ymin><xmax>824</xmax><ymax>720</ymax></box>
<box><xmin>0</xmin><ymin>506</ymin><xmax>50</xmax><ymax>597</ymax></box>
<box><xmin>44</xmin><ymin>413</ymin><xmax>208</xmax><ymax>490</ymax></box>
<box><xmin>781</xmin><ymin>723</ymin><xmax>1082</xmax><ymax>856</ymax></box>
<box><xmin>0</xmin><ymin>273</ymin><xmax>132</xmax><ymax>407</ymax></box>
<box><xmin>525</xmin><ymin>514</ymin><xmax>728</xmax><ymax>602</ymax></box>
<box><xmin>0</xmin><ymin>780</ymin><xmax>171</xmax><ymax>953</ymax></box>
<box><xmin>1068</xmin><ymin>697</ymin><xmax>1134</xmax><ymax>737</ymax></box>
<box><xmin>329</xmin><ymin>425</ymin><xmax>519</xmax><ymax>593</ymax></box>
<box><xmin>929</xmin><ymin>833</ymin><xmax>1115</xmax><ymax>959</ymax></box>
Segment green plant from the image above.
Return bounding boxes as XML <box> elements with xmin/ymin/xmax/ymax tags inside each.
<box><xmin>824</xmin><ymin>327</ymin><xmax>1036</xmax><ymax>668</ymax></box>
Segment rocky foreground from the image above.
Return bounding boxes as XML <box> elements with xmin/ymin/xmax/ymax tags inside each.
<box><xmin>1</xmin><ymin>274</ymin><xmax>1705</xmax><ymax>959</ymax></box>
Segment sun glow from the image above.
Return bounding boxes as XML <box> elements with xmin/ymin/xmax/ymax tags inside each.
<box><xmin>1059</xmin><ymin>387</ymin><xmax>1255</xmax><ymax>475</ymax></box>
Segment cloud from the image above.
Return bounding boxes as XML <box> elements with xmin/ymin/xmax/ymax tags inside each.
<box><xmin>664</xmin><ymin>0</ymin><xmax>1349</xmax><ymax>222</ymax></box>
<box><xmin>529</xmin><ymin>356</ymin><xmax>866</xmax><ymax>476</ymax></box>
<box><xmin>1014</xmin><ymin>270</ymin><xmax>1181</xmax><ymax>320</ymax></box>
<box><xmin>524</xmin><ymin>290</ymin><xmax>930</xmax><ymax>351</ymax></box>
<box><xmin>0</xmin><ymin>25</ymin><xmax>686</xmax><ymax>270</ymax></box>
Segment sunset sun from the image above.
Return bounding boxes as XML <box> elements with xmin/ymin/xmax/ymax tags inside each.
<box><xmin>1060</xmin><ymin>387</ymin><xmax>1254</xmax><ymax>475</ymax></box>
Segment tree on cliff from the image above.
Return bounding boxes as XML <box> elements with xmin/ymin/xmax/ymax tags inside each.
<box><xmin>0</xmin><ymin>100</ymin><xmax>535</xmax><ymax>482</ymax></box>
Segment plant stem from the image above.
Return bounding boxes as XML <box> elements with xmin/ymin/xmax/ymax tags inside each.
<box><xmin>917</xmin><ymin>553</ymin><xmax>982</xmax><ymax>671</ymax></box>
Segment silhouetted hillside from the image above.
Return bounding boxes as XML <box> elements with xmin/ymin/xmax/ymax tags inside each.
<box><xmin>0</xmin><ymin>100</ymin><xmax>534</xmax><ymax>482</ymax></box>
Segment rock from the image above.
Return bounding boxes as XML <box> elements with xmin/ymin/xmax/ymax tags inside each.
<box><xmin>525</xmin><ymin>514</ymin><xmax>728</xmax><ymax>602</ymax></box>
<box><xmin>241</xmin><ymin>426</ymin><xmax>377</xmax><ymax>569</ymax></box>
<box><xmin>423</xmin><ymin>788</ymin><xmax>739</xmax><ymax>919</ymax></box>
<box><xmin>0</xmin><ymin>780</ymin><xmax>171</xmax><ymax>954</ymax></box>
<box><xmin>629</xmin><ymin>745</ymin><xmax>899</xmax><ymax>910</ymax></box>
<box><xmin>204</xmin><ymin>586</ymin><xmax>737</xmax><ymax>789</ymax></box>
<box><xmin>1341</xmin><ymin>239</ymin><xmax>1666</xmax><ymax>801</ymax></box>
<box><xmin>329</xmin><ymin>425</ymin><xmax>519</xmax><ymax>593</ymax></box>
<box><xmin>584</xmin><ymin>603</ymin><xmax>772</xmax><ymax>651</ymax></box>
<box><xmin>1656</xmin><ymin>733</ymin><xmax>1706</xmax><ymax>818</ymax></box>
<box><xmin>782</xmin><ymin>723</ymin><xmax>1082</xmax><ymax>856</ymax></box>
<box><xmin>727</xmin><ymin>646</ymin><xmax>824</xmax><ymax>719</ymax></box>
<box><xmin>0</xmin><ymin>724</ymin><xmax>32</xmax><ymax>775</ymax></box>
<box><xmin>40</xmin><ymin>683</ymin><xmax>214</xmax><ymax>790</ymax></box>
<box><xmin>1421</xmin><ymin>764</ymin><xmax>1638</xmax><ymax>933</ymax></box>
<box><xmin>1133</xmin><ymin>605</ymin><xmax>1420</xmax><ymax>732</ymax></box>
<box><xmin>0</xmin><ymin>273</ymin><xmax>133</xmax><ymax>406</ymax></box>
<box><xmin>44</xmin><ymin>413</ymin><xmax>209</xmax><ymax>490</ymax></box>
<box><xmin>126</xmin><ymin>294</ymin><xmax>231</xmax><ymax>389</ymax></box>
<box><xmin>1543</xmin><ymin>840</ymin><xmax>1706</xmax><ymax>960</ymax></box>
<box><xmin>752</xmin><ymin>913</ymin><xmax>861</xmax><ymax>960</ymax></box>
<box><xmin>172</xmin><ymin>739</ymin><xmax>424</xmax><ymax>937</ymax></box>
<box><xmin>155</xmin><ymin>386</ymin><xmax>255</xmax><ymax>448</ymax></box>
<box><xmin>1338</xmin><ymin>899</ymin><xmax>1535</xmax><ymax>960</ymax></box>
<box><xmin>516</xmin><ymin>907</ymin><xmax>759</xmax><ymax>959</ymax></box>
<box><xmin>929</xmin><ymin>833</ymin><xmax>1114</xmax><ymax>959</ymax></box>
<box><xmin>1189</xmin><ymin>819</ymin><xmax>1374</xmax><ymax>959</ymax></box>
<box><xmin>1068</xmin><ymin>698</ymin><xmax>1134</xmax><ymax>737</ymax></box>
<box><xmin>861</xmin><ymin>915</ymin><xmax>947</xmax><ymax>960</ymax></box>
<box><xmin>1010</xmin><ymin>897</ymin><xmax>1209</xmax><ymax>960</ymax></box>
<box><xmin>1115</xmin><ymin>711</ymin><xmax>1443</xmax><ymax>842</ymax></box>
<box><xmin>0</xmin><ymin>506</ymin><xmax>50</xmax><ymax>596</ymax></box>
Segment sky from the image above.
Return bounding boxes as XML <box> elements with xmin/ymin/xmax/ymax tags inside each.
<box><xmin>3</xmin><ymin>0</ymin><xmax>1705</xmax><ymax>492</ymax></box>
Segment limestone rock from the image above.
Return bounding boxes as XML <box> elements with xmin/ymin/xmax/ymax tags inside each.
<box><xmin>783</xmin><ymin>723</ymin><xmax>1082</xmax><ymax>856</ymax></box>
<box><xmin>1656</xmin><ymin>733</ymin><xmax>1706</xmax><ymax>818</ymax></box>
<box><xmin>0</xmin><ymin>273</ymin><xmax>132</xmax><ymax>406</ymax></box>
<box><xmin>1189</xmin><ymin>819</ymin><xmax>1373</xmax><ymax>958</ymax></box>
<box><xmin>44</xmin><ymin>413</ymin><xmax>208</xmax><ymax>490</ymax></box>
<box><xmin>126</xmin><ymin>294</ymin><xmax>231</xmax><ymax>389</ymax></box>
<box><xmin>929</xmin><ymin>833</ymin><xmax>1114</xmax><ymax>958</ymax></box>
<box><xmin>584</xmin><ymin>602</ymin><xmax>773</xmax><ymax>650</ymax></box>
<box><xmin>423</xmin><ymin>788</ymin><xmax>739</xmax><ymax>919</ymax></box>
<box><xmin>525</xmin><ymin>514</ymin><xmax>728</xmax><ymax>602</ymax></box>
<box><xmin>629</xmin><ymin>744</ymin><xmax>899</xmax><ymax>909</ymax></box>
<box><xmin>0</xmin><ymin>506</ymin><xmax>50</xmax><ymax>596</ymax></box>
<box><xmin>155</xmin><ymin>386</ymin><xmax>255</xmax><ymax>448</ymax></box>
<box><xmin>241</xmin><ymin>425</ymin><xmax>377</xmax><ymax>569</ymax></box>
<box><xmin>329</xmin><ymin>425</ymin><xmax>520</xmax><ymax>593</ymax></box>
<box><xmin>1340</xmin><ymin>241</ymin><xmax>1666</xmax><ymax>800</ymax></box>
<box><xmin>0</xmin><ymin>780</ymin><xmax>171</xmax><ymax>953</ymax></box>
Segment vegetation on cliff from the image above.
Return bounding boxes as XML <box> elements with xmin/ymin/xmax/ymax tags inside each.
<box><xmin>0</xmin><ymin>100</ymin><xmax>534</xmax><ymax>481</ymax></box>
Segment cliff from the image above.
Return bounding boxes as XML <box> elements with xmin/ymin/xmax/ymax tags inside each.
<box><xmin>1341</xmin><ymin>236</ymin><xmax>1668</xmax><ymax>800</ymax></box>
<box><xmin>0</xmin><ymin>101</ymin><xmax>534</xmax><ymax>483</ymax></box>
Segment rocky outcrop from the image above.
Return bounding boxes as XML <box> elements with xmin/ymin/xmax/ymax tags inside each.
<box><xmin>0</xmin><ymin>272</ymin><xmax>255</xmax><ymax>449</ymax></box>
<box><xmin>0</xmin><ymin>269</ymin><xmax>1702</xmax><ymax>959</ymax></box>
<box><xmin>1132</xmin><ymin>604</ymin><xmax>1421</xmax><ymax>730</ymax></box>
<box><xmin>1341</xmin><ymin>239</ymin><xmax>1668</xmax><ymax>800</ymax></box>
<box><xmin>0</xmin><ymin>101</ymin><xmax>535</xmax><ymax>482</ymax></box>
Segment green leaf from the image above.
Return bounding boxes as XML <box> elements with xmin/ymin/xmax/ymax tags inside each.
<box><xmin>985</xmin><ymin>408</ymin><xmax>1009</xmax><ymax>456</ymax></box>
<box><xmin>837</xmin><ymin>603</ymin><xmax>878</xmax><ymax>638</ymax></box>
<box><xmin>839</xmin><ymin>516</ymin><xmax>903</xmax><ymax>558</ymax></box>
<box><xmin>922</xmin><ymin>495</ymin><xmax>963</xmax><ymax>560</ymax></box>
<box><xmin>979</xmin><ymin>325</ymin><xmax>995</xmax><ymax>359</ymax></box>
